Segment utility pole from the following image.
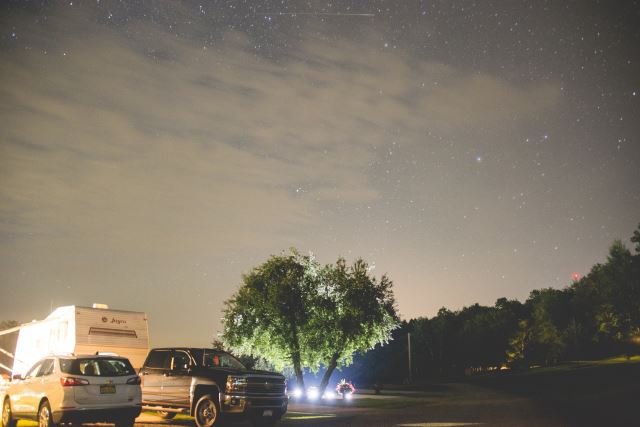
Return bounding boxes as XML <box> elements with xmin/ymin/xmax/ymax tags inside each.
<box><xmin>407</xmin><ymin>332</ymin><xmax>412</xmax><ymax>383</ymax></box>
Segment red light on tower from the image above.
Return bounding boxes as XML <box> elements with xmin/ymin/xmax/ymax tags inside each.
<box><xmin>571</xmin><ymin>272</ymin><xmax>581</xmax><ymax>282</ymax></box>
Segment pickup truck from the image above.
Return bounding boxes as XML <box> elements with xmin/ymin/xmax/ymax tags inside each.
<box><xmin>139</xmin><ymin>348</ymin><xmax>287</xmax><ymax>427</ymax></box>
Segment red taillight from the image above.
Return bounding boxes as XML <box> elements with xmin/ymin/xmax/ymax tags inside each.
<box><xmin>126</xmin><ymin>376</ymin><xmax>141</xmax><ymax>385</ymax></box>
<box><xmin>60</xmin><ymin>377</ymin><xmax>89</xmax><ymax>387</ymax></box>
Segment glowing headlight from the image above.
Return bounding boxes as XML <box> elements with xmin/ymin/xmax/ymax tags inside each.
<box><xmin>291</xmin><ymin>388</ymin><xmax>303</xmax><ymax>398</ymax></box>
<box><xmin>307</xmin><ymin>387</ymin><xmax>320</xmax><ymax>400</ymax></box>
<box><xmin>225</xmin><ymin>375</ymin><xmax>247</xmax><ymax>393</ymax></box>
<box><xmin>322</xmin><ymin>391</ymin><xmax>336</xmax><ymax>400</ymax></box>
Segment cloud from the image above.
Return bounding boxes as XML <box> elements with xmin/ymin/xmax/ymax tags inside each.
<box><xmin>0</xmin><ymin>3</ymin><xmax>562</xmax><ymax>340</ymax></box>
<box><xmin>0</xmin><ymin>4</ymin><xmax>563</xmax><ymax>247</ymax></box>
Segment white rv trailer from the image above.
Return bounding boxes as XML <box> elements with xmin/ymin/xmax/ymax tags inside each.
<box><xmin>0</xmin><ymin>325</ymin><xmax>19</xmax><ymax>377</ymax></box>
<box><xmin>3</xmin><ymin>304</ymin><xmax>149</xmax><ymax>377</ymax></box>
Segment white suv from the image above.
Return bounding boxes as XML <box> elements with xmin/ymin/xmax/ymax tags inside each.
<box><xmin>1</xmin><ymin>354</ymin><xmax>141</xmax><ymax>427</ymax></box>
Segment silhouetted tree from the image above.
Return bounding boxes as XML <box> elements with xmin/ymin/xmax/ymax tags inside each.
<box><xmin>631</xmin><ymin>222</ymin><xmax>640</xmax><ymax>253</ymax></box>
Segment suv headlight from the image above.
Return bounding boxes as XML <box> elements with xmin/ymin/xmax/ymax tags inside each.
<box><xmin>225</xmin><ymin>375</ymin><xmax>247</xmax><ymax>393</ymax></box>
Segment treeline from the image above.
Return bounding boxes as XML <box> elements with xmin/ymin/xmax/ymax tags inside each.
<box><xmin>346</xmin><ymin>226</ymin><xmax>640</xmax><ymax>384</ymax></box>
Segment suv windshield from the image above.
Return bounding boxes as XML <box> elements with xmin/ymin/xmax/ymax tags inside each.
<box><xmin>192</xmin><ymin>350</ymin><xmax>246</xmax><ymax>370</ymax></box>
<box><xmin>60</xmin><ymin>357</ymin><xmax>136</xmax><ymax>376</ymax></box>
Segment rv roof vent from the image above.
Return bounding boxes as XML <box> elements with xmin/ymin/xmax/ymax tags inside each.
<box><xmin>92</xmin><ymin>303</ymin><xmax>109</xmax><ymax>309</ymax></box>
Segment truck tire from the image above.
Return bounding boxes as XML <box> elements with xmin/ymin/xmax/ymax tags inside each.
<box><xmin>2</xmin><ymin>398</ymin><xmax>17</xmax><ymax>427</ymax></box>
<box><xmin>194</xmin><ymin>394</ymin><xmax>219</xmax><ymax>427</ymax></box>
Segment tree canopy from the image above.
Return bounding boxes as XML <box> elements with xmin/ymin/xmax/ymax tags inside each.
<box><xmin>310</xmin><ymin>258</ymin><xmax>398</xmax><ymax>392</ymax></box>
<box><xmin>221</xmin><ymin>250</ymin><xmax>398</xmax><ymax>394</ymax></box>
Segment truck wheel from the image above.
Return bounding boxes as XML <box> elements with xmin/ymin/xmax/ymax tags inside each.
<box><xmin>38</xmin><ymin>401</ymin><xmax>56</xmax><ymax>427</ymax></box>
<box><xmin>157</xmin><ymin>411</ymin><xmax>176</xmax><ymax>420</ymax></box>
<box><xmin>2</xmin><ymin>398</ymin><xmax>17</xmax><ymax>427</ymax></box>
<box><xmin>194</xmin><ymin>394</ymin><xmax>219</xmax><ymax>427</ymax></box>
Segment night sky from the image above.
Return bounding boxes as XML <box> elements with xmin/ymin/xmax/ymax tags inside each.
<box><xmin>1</xmin><ymin>1</ymin><xmax>639</xmax><ymax>347</ymax></box>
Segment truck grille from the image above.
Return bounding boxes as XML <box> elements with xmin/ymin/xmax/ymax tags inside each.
<box><xmin>245</xmin><ymin>377</ymin><xmax>286</xmax><ymax>394</ymax></box>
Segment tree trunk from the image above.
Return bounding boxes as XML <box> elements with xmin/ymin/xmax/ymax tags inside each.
<box><xmin>289</xmin><ymin>323</ymin><xmax>305</xmax><ymax>393</ymax></box>
<box><xmin>292</xmin><ymin>352</ymin><xmax>305</xmax><ymax>392</ymax></box>
<box><xmin>318</xmin><ymin>352</ymin><xmax>340</xmax><ymax>396</ymax></box>
<box><xmin>291</xmin><ymin>334</ymin><xmax>307</xmax><ymax>396</ymax></box>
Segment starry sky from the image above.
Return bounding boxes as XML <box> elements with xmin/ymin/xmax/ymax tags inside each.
<box><xmin>1</xmin><ymin>1</ymin><xmax>639</xmax><ymax>347</ymax></box>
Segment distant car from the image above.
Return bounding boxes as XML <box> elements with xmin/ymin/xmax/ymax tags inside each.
<box><xmin>1</xmin><ymin>354</ymin><xmax>141</xmax><ymax>427</ymax></box>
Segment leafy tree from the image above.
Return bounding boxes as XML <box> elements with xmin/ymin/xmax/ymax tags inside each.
<box><xmin>526</xmin><ymin>288</ymin><xmax>571</xmax><ymax>365</ymax></box>
<box><xmin>631</xmin><ymin>222</ymin><xmax>640</xmax><ymax>253</ymax></box>
<box><xmin>413</xmin><ymin>308</ymin><xmax>459</xmax><ymax>377</ymax></box>
<box><xmin>312</xmin><ymin>259</ymin><xmax>398</xmax><ymax>394</ymax></box>
<box><xmin>222</xmin><ymin>250</ymin><xmax>320</xmax><ymax>390</ymax></box>
<box><xmin>492</xmin><ymin>298</ymin><xmax>526</xmax><ymax>361</ymax></box>
<box><xmin>506</xmin><ymin>319</ymin><xmax>534</xmax><ymax>367</ymax></box>
<box><xmin>591</xmin><ymin>241</ymin><xmax>635</xmax><ymax>351</ymax></box>
<box><xmin>222</xmin><ymin>251</ymin><xmax>397</xmax><ymax>395</ymax></box>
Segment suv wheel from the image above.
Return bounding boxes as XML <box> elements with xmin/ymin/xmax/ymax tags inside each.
<box><xmin>38</xmin><ymin>401</ymin><xmax>55</xmax><ymax>427</ymax></box>
<box><xmin>2</xmin><ymin>398</ymin><xmax>17</xmax><ymax>427</ymax></box>
<box><xmin>194</xmin><ymin>394</ymin><xmax>219</xmax><ymax>427</ymax></box>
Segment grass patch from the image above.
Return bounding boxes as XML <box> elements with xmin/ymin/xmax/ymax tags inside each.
<box><xmin>350</xmin><ymin>396</ymin><xmax>431</xmax><ymax>410</ymax></box>
<box><xmin>285</xmin><ymin>412</ymin><xmax>337</xmax><ymax>421</ymax></box>
<box><xmin>469</xmin><ymin>357</ymin><xmax>640</xmax><ymax>426</ymax></box>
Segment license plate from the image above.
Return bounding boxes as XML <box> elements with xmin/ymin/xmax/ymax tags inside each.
<box><xmin>100</xmin><ymin>384</ymin><xmax>116</xmax><ymax>394</ymax></box>
<box><xmin>262</xmin><ymin>410</ymin><xmax>273</xmax><ymax>417</ymax></box>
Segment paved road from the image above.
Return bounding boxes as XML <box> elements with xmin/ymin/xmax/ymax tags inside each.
<box><xmin>136</xmin><ymin>382</ymin><xmax>570</xmax><ymax>427</ymax></box>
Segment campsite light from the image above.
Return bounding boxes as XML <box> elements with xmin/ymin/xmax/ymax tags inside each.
<box><xmin>322</xmin><ymin>390</ymin><xmax>336</xmax><ymax>400</ymax></box>
<box><xmin>307</xmin><ymin>386</ymin><xmax>320</xmax><ymax>400</ymax></box>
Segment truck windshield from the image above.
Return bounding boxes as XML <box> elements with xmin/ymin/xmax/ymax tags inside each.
<box><xmin>194</xmin><ymin>350</ymin><xmax>246</xmax><ymax>370</ymax></box>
